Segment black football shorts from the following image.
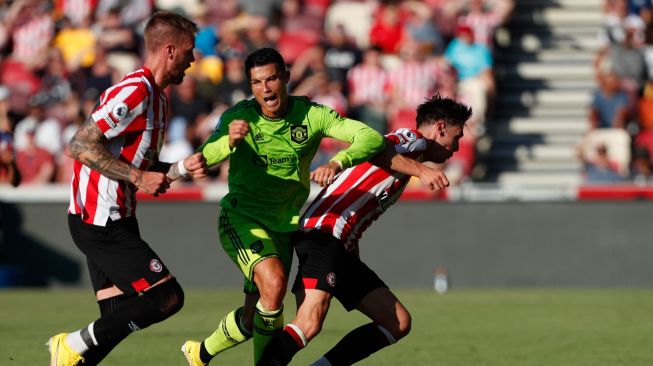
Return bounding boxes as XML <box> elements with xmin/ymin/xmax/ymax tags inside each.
<box><xmin>68</xmin><ymin>214</ymin><xmax>170</xmax><ymax>295</ymax></box>
<box><xmin>291</xmin><ymin>229</ymin><xmax>387</xmax><ymax>311</ymax></box>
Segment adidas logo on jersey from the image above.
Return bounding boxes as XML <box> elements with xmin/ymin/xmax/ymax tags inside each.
<box><xmin>254</xmin><ymin>133</ymin><xmax>264</xmax><ymax>142</ymax></box>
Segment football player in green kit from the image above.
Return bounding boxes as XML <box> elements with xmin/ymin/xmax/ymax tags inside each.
<box><xmin>181</xmin><ymin>48</ymin><xmax>386</xmax><ymax>365</ymax></box>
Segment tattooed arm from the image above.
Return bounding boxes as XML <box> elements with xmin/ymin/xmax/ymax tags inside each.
<box><xmin>68</xmin><ymin>116</ymin><xmax>170</xmax><ymax>195</ymax></box>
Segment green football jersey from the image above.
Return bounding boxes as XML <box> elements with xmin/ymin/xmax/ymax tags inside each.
<box><xmin>199</xmin><ymin>96</ymin><xmax>384</xmax><ymax>232</ymax></box>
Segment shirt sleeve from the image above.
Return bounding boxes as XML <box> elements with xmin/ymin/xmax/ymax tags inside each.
<box><xmin>91</xmin><ymin>82</ymin><xmax>150</xmax><ymax>139</ymax></box>
<box><xmin>317</xmin><ymin>106</ymin><xmax>385</xmax><ymax>169</ymax></box>
<box><xmin>198</xmin><ymin>115</ymin><xmax>235</xmax><ymax>167</ymax></box>
<box><xmin>386</xmin><ymin>128</ymin><xmax>428</xmax><ymax>154</ymax></box>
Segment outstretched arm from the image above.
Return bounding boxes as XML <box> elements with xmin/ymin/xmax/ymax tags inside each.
<box><xmin>69</xmin><ymin>116</ymin><xmax>170</xmax><ymax>195</ymax></box>
<box><xmin>322</xmin><ymin>115</ymin><xmax>385</xmax><ymax>169</ymax></box>
<box><xmin>370</xmin><ymin>138</ymin><xmax>450</xmax><ymax>191</ymax></box>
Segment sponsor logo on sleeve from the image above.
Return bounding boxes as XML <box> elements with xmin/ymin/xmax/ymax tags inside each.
<box><xmin>400</xmin><ymin>129</ymin><xmax>417</xmax><ymax>142</ymax></box>
<box><xmin>112</xmin><ymin>102</ymin><xmax>129</xmax><ymax>121</ymax></box>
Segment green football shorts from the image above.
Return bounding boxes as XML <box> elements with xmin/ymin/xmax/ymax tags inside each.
<box><xmin>218</xmin><ymin>208</ymin><xmax>294</xmax><ymax>293</ymax></box>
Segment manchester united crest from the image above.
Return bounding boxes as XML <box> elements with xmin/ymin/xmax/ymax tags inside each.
<box><xmin>290</xmin><ymin>125</ymin><xmax>308</xmax><ymax>144</ymax></box>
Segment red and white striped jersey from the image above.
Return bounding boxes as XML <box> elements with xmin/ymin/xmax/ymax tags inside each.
<box><xmin>59</xmin><ymin>0</ymin><xmax>97</xmax><ymax>27</ymax></box>
<box><xmin>347</xmin><ymin>64</ymin><xmax>388</xmax><ymax>106</ymax></box>
<box><xmin>12</xmin><ymin>14</ymin><xmax>54</xmax><ymax>62</ymax></box>
<box><xmin>69</xmin><ymin>67</ymin><xmax>168</xmax><ymax>226</ymax></box>
<box><xmin>301</xmin><ymin>128</ymin><xmax>427</xmax><ymax>251</ymax></box>
<box><xmin>458</xmin><ymin>12</ymin><xmax>502</xmax><ymax>48</ymax></box>
<box><xmin>387</xmin><ymin>59</ymin><xmax>442</xmax><ymax>109</ymax></box>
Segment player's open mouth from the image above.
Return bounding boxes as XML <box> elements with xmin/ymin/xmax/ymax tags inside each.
<box><xmin>263</xmin><ymin>95</ymin><xmax>278</xmax><ymax>107</ymax></box>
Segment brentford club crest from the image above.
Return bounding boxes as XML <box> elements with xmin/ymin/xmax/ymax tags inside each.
<box><xmin>326</xmin><ymin>272</ymin><xmax>336</xmax><ymax>287</ymax></box>
<box><xmin>149</xmin><ymin>259</ymin><xmax>163</xmax><ymax>273</ymax></box>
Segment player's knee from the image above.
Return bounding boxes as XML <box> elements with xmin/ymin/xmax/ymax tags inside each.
<box><xmin>381</xmin><ymin>308</ymin><xmax>412</xmax><ymax>341</ymax></box>
<box><xmin>145</xmin><ymin>278</ymin><xmax>184</xmax><ymax>317</ymax></box>
<box><xmin>258</xmin><ymin>274</ymin><xmax>287</xmax><ymax>306</ymax></box>
<box><xmin>394</xmin><ymin>309</ymin><xmax>412</xmax><ymax>340</ymax></box>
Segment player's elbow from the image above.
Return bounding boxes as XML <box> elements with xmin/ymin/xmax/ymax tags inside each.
<box><xmin>370</xmin><ymin>132</ymin><xmax>386</xmax><ymax>153</ymax></box>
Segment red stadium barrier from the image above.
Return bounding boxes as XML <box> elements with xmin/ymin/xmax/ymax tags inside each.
<box><xmin>7</xmin><ymin>184</ymin><xmax>653</xmax><ymax>203</ymax></box>
<box><xmin>577</xmin><ymin>185</ymin><xmax>653</xmax><ymax>200</ymax></box>
<box><xmin>135</xmin><ymin>186</ymin><xmax>204</xmax><ymax>201</ymax></box>
<box><xmin>133</xmin><ymin>185</ymin><xmax>448</xmax><ymax>202</ymax></box>
<box><xmin>400</xmin><ymin>188</ymin><xmax>448</xmax><ymax>201</ymax></box>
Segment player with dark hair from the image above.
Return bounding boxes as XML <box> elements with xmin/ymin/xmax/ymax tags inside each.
<box><xmin>180</xmin><ymin>47</ymin><xmax>389</xmax><ymax>365</ymax></box>
<box><xmin>47</xmin><ymin>11</ymin><xmax>207</xmax><ymax>366</ymax></box>
<box><xmin>257</xmin><ymin>94</ymin><xmax>472</xmax><ymax>366</ymax></box>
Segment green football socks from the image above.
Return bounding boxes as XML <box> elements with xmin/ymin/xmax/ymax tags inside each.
<box><xmin>203</xmin><ymin>307</ymin><xmax>252</xmax><ymax>361</ymax></box>
<box><xmin>253</xmin><ymin>301</ymin><xmax>284</xmax><ymax>363</ymax></box>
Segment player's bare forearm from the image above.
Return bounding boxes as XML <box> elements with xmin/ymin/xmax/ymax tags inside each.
<box><xmin>69</xmin><ymin>117</ymin><xmax>139</xmax><ymax>184</ymax></box>
<box><xmin>424</xmin><ymin>140</ymin><xmax>453</xmax><ymax>164</ymax></box>
<box><xmin>386</xmin><ymin>154</ymin><xmax>424</xmax><ymax>176</ymax></box>
<box><xmin>370</xmin><ymin>139</ymin><xmax>449</xmax><ymax>190</ymax></box>
<box><xmin>370</xmin><ymin>139</ymin><xmax>423</xmax><ymax>176</ymax></box>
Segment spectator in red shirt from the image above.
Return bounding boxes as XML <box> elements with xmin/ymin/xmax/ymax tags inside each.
<box><xmin>347</xmin><ymin>45</ymin><xmax>390</xmax><ymax>133</ymax></box>
<box><xmin>14</xmin><ymin>119</ymin><xmax>55</xmax><ymax>185</ymax></box>
<box><xmin>369</xmin><ymin>1</ymin><xmax>406</xmax><ymax>54</ymax></box>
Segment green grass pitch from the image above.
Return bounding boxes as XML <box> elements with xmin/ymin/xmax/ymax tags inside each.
<box><xmin>2</xmin><ymin>288</ymin><xmax>653</xmax><ymax>365</ymax></box>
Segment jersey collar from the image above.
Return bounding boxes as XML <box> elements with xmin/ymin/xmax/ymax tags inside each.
<box><xmin>140</xmin><ymin>67</ymin><xmax>160</xmax><ymax>93</ymax></box>
<box><xmin>256</xmin><ymin>97</ymin><xmax>293</xmax><ymax>122</ymax></box>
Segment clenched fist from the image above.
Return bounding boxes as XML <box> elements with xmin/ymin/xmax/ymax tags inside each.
<box><xmin>229</xmin><ymin>120</ymin><xmax>250</xmax><ymax>148</ymax></box>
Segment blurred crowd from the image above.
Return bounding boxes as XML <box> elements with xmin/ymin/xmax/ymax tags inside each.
<box><xmin>0</xmin><ymin>0</ymin><xmax>514</xmax><ymax>189</ymax></box>
<box><xmin>582</xmin><ymin>0</ymin><xmax>653</xmax><ymax>185</ymax></box>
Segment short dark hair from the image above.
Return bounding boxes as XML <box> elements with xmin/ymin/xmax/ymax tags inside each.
<box><xmin>244</xmin><ymin>48</ymin><xmax>287</xmax><ymax>80</ymax></box>
<box><xmin>144</xmin><ymin>11</ymin><xmax>198</xmax><ymax>52</ymax></box>
<box><xmin>416</xmin><ymin>94</ymin><xmax>472</xmax><ymax>129</ymax></box>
